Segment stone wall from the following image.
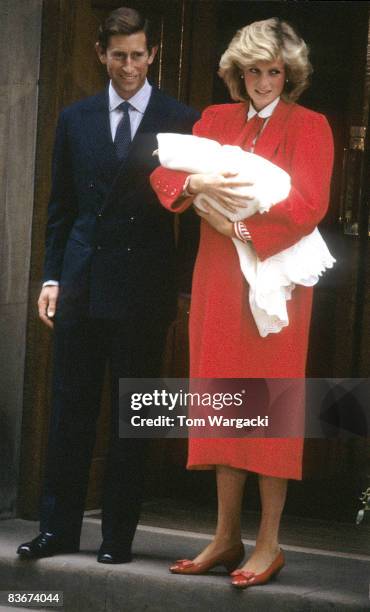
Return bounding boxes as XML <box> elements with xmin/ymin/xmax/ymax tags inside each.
<box><xmin>0</xmin><ymin>0</ymin><xmax>42</xmax><ymax>517</ymax></box>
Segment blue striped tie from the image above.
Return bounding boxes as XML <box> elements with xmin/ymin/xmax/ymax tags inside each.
<box><xmin>114</xmin><ymin>101</ymin><xmax>131</xmax><ymax>160</ymax></box>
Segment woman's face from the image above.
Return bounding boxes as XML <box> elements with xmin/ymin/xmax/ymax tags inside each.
<box><xmin>242</xmin><ymin>58</ymin><xmax>286</xmax><ymax>111</ymax></box>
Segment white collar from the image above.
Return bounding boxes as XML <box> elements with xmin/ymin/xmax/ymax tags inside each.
<box><xmin>247</xmin><ymin>96</ymin><xmax>280</xmax><ymax>120</ymax></box>
<box><xmin>109</xmin><ymin>79</ymin><xmax>152</xmax><ymax>113</ymax></box>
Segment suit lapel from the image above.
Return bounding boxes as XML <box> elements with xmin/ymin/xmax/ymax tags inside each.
<box><xmin>121</xmin><ymin>86</ymin><xmax>169</xmax><ymax>166</ymax></box>
<box><xmin>102</xmin><ymin>87</ymin><xmax>169</xmax><ymax>208</ymax></box>
<box><xmin>134</xmin><ymin>86</ymin><xmax>170</xmax><ymax>136</ymax></box>
<box><xmin>99</xmin><ymin>87</ymin><xmax>169</xmax><ymax>181</ymax></box>
<box><xmin>81</xmin><ymin>89</ymin><xmax>119</xmax><ymax>181</ymax></box>
<box><xmin>82</xmin><ymin>86</ymin><xmax>176</xmax><ymax>209</ymax></box>
<box><xmin>110</xmin><ymin>87</ymin><xmax>169</xmax><ymax>183</ymax></box>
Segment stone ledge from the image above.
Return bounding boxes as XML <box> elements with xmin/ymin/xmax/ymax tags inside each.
<box><xmin>0</xmin><ymin>519</ymin><xmax>369</xmax><ymax>611</ymax></box>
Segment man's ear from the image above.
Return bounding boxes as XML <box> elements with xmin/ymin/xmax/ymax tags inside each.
<box><xmin>95</xmin><ymin>42</ymin><xmax>107</xmax><ymax>65</ymax></box>
<box><xmin>148</xmin><ymin>45</ymin><xmax>159</xmax><ymax>66</ymax></box>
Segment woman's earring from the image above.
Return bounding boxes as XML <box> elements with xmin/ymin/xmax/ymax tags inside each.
<box><xmin>240</xmin><ymin>74</ymin><xmax>244</xmax><ymax>79</ymax></box>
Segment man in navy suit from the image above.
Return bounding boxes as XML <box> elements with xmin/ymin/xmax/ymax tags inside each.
<box><xmin>17</xmin><ymin>6</ymin><xmax>199</xmax><ymax>564</ymax></box>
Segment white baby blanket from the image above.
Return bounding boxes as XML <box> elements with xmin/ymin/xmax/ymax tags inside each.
<box><xmin>156</xmin><ymin>133</ymin><xmax>335</xmax><ymax>337</ymax></box>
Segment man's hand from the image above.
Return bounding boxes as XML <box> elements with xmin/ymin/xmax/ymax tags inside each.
<box><xmin>195</xmin><ymin>202</ymin><xmax>234</xmax><ymax>237</ymax></box>
<box><xmin>38</xmin><ymin>286</ymin><xmax>59</xmax><ymax>329</ymax></box>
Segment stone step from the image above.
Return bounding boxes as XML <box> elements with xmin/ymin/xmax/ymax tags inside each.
<box><xmin>0</xmin><ymin>608</ymin><xmax>45</xmax><ymax>611</ymax></box>
<box><xmin>0</xmin><ymin>518</ymin><xmax>369</xmax><ymax>611</ymax></box>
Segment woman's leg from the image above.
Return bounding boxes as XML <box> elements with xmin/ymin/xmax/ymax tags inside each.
<box><xmin>192</xmin><ymin>465</ymin><xmax>247</xmax><ymax>563</ymax></box>
<box><xmin>239</xmin><ymin>475</ymin><xmax>287</xmax><ymax>574</ymax></box>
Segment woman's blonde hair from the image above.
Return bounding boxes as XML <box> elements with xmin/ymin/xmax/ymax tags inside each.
<box><xmin>219</xmin><ymin>17</ymin><xmax>312</xmax><ymax>103</ymax></box>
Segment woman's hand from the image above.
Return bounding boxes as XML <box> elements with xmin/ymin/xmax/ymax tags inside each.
<box><xmin>188</xmin><ymin>172</ymin><xmax>254</xmax><ymax>214</ymax></box>
<box><xmin>195</xmin><ymin>201</ymin><xmax>234</xmax><ymax>237</ymax></box>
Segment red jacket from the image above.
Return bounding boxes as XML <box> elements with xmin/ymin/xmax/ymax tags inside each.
<box><xmin>151</xmin><ymin>99</ymin><xmax>334</xmax><ymax>260</ymax></box>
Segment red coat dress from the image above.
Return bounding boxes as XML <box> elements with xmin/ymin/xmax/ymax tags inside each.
<box><xmin>150</xmin><ymin>100</ymin><xmax>334</xmax><ymax>479</ymax></box>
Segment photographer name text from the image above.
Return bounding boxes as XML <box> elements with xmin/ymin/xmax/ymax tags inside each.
<box><xmin>130</xmin><ymin>415</ymin><xmax>269</xmax><ymax>429</ymax></box>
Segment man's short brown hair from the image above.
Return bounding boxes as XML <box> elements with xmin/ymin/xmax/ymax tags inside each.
<box><xmin>97</xmin><ymin>7</ymin><xmax>156</xmax><ymax>52</ymax></box>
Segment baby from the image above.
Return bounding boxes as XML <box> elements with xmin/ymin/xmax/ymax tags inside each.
<box><xmin>155</xmin><ymin>133</ymin><xmax>335</xmax><ymax>337</ymax></box>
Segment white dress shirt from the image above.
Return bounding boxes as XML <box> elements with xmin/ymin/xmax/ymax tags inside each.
<box><xmin>43</xmin><ymin>80</ymin><xmax>152</xmax><ymax>288</ymax></box>
<box><xmin>108</xmin><ymin>79</ymin><xmax>152</xmax><ymax>141</ymax></box>
<box><xmin>246</xmin><ymin>96</ymin><xmax>280</xmax><ymax>151</ymax></box>
<box><xmin>247</xmin><ymin>96</ymin><xmax>280</xmax><ymax>121</ymax></box>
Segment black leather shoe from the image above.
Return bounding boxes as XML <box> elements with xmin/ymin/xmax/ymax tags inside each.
<box><xmin>97</xmin><ymin>543</ymin><xmax>132</xmax><ymax>564</ymax></box>
<box><xmin>17</xmin><ymin>533</ymin><xmax>79</xmax><ymax>559</ymax></box>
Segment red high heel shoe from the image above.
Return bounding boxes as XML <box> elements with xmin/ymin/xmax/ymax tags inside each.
<box><xmin>170</xmin><ymin>542</ymin><xmax>245</xmax><ymax>575</ymax></box>
<box><xmin>230</xmin><ymin>550</ymin><xmax>285</xmax><ymax>588</ymax></box>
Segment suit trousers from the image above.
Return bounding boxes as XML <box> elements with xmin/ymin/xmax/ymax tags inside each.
<box><xmin>39</xmin><ymin>314</ymin><xmax>169</xmax><ymax>550</ymax></box>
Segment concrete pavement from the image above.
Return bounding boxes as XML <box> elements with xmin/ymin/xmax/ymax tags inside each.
<box><xmin>0</xmin><ymin>517</ymin><xmax>369</xmax><ymax>611</ymax></box>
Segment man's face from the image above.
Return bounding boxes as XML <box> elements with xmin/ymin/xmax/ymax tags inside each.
<box><xmin>96</xmin><ymin>32</ymin><xmax>157</xmax><ymax>99</ymax></box>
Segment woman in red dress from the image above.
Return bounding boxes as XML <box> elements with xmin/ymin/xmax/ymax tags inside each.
<box><xmin>151</xmin><ymin>17</ymin><xmax>334</xmax><ymax>588</ymax></box>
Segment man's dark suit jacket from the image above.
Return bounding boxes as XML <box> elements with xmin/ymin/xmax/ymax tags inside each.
<box><xmin>44</xmin><ymin>85</ymin><xmax>200</xmax><ymax>321</ymax></box>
